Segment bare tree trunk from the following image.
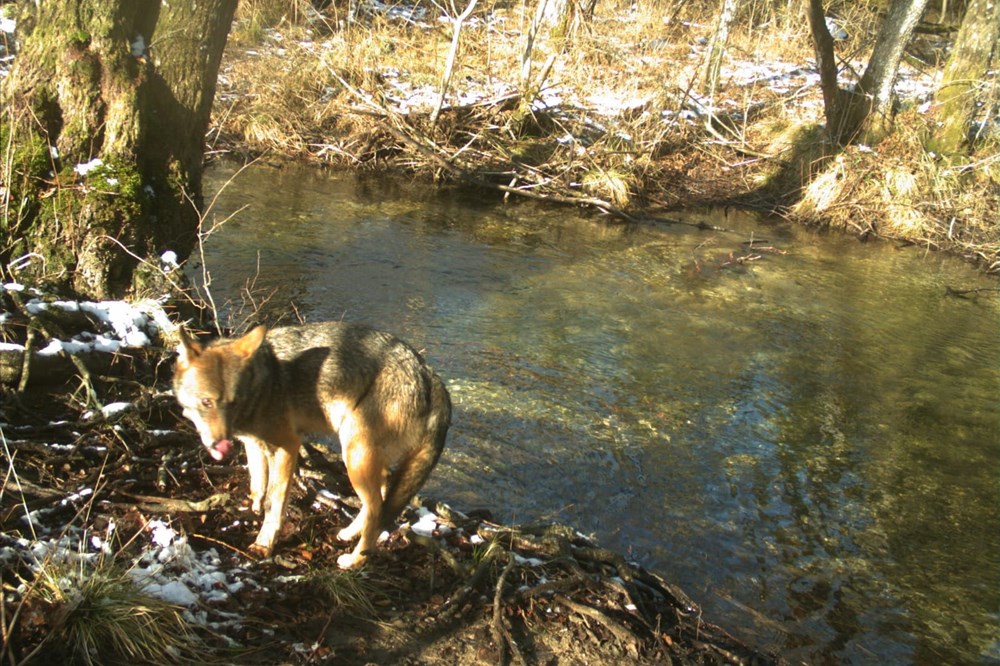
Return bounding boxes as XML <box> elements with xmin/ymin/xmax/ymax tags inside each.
<box><xmin>927</xmin><ymin>0</ymin><xmax>1000</xmax><ymax>154</ymax></box>
<box><xmin>808</xmin><ymin>0</ymin><xmax>930</xmax><ymax>144</ymax></box>
<box><xmin>700</xmin><ymin>0</ymin><xmax>741</xmax><ymax>102</ymax></box>
<box><xmin>852</xmin><ymin>0</ymin><xmax>932</xmax><ymax>141</ymax></box>
<box><xmin>1</xmin><ymin>0</ymin><xmax>237</xmax><ymax>298</ymax></box>
<box><xmin>806</xmin><ymin>0</ymin><xmax>847</xmax><ymax>134</ymax></box>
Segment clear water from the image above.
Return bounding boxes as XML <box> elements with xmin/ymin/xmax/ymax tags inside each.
<box><xmin>197</xmin><ymin>162</ymin><xmax>1000</xmax><ymax>665</ymax></box>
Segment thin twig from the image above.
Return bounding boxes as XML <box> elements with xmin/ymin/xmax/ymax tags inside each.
<box><xmin>430</xmin><ymin>0</ymin><xmax>479</xmax><ymax>127</ymax></box>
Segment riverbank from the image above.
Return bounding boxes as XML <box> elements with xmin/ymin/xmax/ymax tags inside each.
<box><xmin>208</xmin><ymin>0</ymin><xmax>998</xmax><ymax>273</ymax></box>
<box><xmin>0</xmin><ymin>286</ymin><xmax>783</xmax><ymax>664</ymax></box>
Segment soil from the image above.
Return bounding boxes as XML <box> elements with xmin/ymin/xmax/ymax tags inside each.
<box><xmin>0</xmin><ymin>301</ymin><xmax>785</xmax><ymax>665</ymax></box>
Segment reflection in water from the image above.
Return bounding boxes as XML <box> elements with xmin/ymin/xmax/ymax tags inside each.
<box><xmin>197</xmin><ymin>162</ymin><xmax>1000</xmax><ymax>665</ymax></box>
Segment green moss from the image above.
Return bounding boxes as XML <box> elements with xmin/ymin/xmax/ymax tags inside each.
<box><xmin>165</xmin><ymin>159</ymin><xmax>192</xmax><ymax>194</ymax></box>
<box><xmin>75</xmin><ymin>159</ymin><xmax>150</xmax><ymax>226</ymax></box>
<box><xmin>67</xmin><ymin>51</ymin><xmax>100</xmax><ymax>80</ymax></box>
<box><xmin>70</xmin><ymin>30</ymin><xmax>91</xmax><ymax>47</ymax></box>
<box><xmin>1</xmin><ymin>124</ymin><xmax>50</xmax><ymax>183</ymax></box>
<box><xmin>0</xmin><ymin>122</ymin><xmax>51</xmax><ymax>246</ymax></box>
<box><xmin>37</xmin><ymin>174</ymin><xmax>80</xmax><ymax>229</ymax></box>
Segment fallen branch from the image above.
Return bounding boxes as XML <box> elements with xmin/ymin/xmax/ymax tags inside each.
<box><xmin>115</xmin><ymin>491</ymin><xmax>231</xmax><ymax>513</ymax></box>
<box><xmin>945</xmin><ymin>285</ymin><xmax>1000</xmax><ymax>298</ymax></box>
<box><xmin>493</xmin><ymin>555</ymin><xmax>525</xmax><ymax>666</ymax></box>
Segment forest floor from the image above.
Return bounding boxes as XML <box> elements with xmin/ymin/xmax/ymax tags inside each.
<box><xmin>0</xmin><ymin>291</ymin><xmax>783</xmax><ymax>664</ymax></box>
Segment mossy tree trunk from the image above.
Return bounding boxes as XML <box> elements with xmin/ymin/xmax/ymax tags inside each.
<box><xmin>808</xmin><ymin>0</ymin><xmax>930</xmax><ymax>145</ymax></box>
<box><xmin>0</xmin><ymin>0</ymin><xmax>237</xmax><ymax>298</ymax></box>
<box><xmin>927</xmin><ymin>0</ymin><xmax>1000</xmax><ymax>154</ymax></box>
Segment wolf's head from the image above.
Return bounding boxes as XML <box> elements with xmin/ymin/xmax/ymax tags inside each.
<box><xmin>173</xmin><ymin>325</ymin><xmax>267</xmax><ymax>461</ymax></box>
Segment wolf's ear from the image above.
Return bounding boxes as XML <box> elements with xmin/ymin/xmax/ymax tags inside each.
<box><xmin>176</xmin><ymin>326</ymin><xmax>203</xmax><ymax>366</ymax></box>
<box><xmin>232</xmin><ymin>325</ymin><xmax>267</xmax><ymax>359</ymax></box>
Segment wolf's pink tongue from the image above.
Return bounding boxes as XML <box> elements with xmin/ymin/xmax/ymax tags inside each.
<box><xmin>210</xmin><ymin>439</ymin><xmax>233</xmax><ymax>461</ymax></box>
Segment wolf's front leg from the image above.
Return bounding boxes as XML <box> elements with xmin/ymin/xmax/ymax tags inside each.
<box><xmin>242</xmin><ymin>437</ymin><xmax>269</xmax><ymax>514</ymax></box>
<box><xmin>250</xmin><ymin>439</ymin><xmax>299</xmax><ymax>557</ymax></box>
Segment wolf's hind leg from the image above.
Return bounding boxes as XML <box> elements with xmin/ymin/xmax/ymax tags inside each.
<box><xmin>337</xmin><ymin>511</ymin><xmax>365</xmax><ymax>542</ymax></box>
<box><xmin>337</xmin><ymin>433</ymin><xmax>385</xmax><ymax>569</ymax></box>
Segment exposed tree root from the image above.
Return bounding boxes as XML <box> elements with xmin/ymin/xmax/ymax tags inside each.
<box><xmin>415</xmin><ymin>507</ymin><xmax>776</xmax><ymax>665</ymax></box>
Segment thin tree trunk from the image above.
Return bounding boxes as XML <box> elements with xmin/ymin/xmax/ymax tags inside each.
<box><xmin>700</xmin><ymin>0</ymin><xmax>741</xmax><ymax>102</ymax></box>
<box><xmin>853</xmin><ymin>0</ymin><xmax>932</xmax><ymax>141</ymax></box>
<box><xmin>806</xmin><ymin>0</ymin><xmax>847</xmax><ymax>136</ymax></box>
<box><xmin>1</xmin><ymin>0</ymin><xmax>237</xmax><ymax>298</ymax></box>
<box><xmin>430</xmin><ymin>0</ymin><xmax>479</xmax><ymax>127</ymax></box>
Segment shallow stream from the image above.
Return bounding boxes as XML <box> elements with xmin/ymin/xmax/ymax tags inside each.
<box><xmin>198</xmin><ymin>162</ymin><xmax>1000</xmax><ymax>664</ymax></box>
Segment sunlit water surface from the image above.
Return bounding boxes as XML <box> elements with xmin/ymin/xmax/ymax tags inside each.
<box><xmin>197</xmin><ymin>162</ymin><xmax>1000</xmax><ymax>665</ymax></box>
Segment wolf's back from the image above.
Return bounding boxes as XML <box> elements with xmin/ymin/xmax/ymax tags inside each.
<box><xmin>267</xmin><ymin>320</ymin><xmax>450</xmax><ymax>476</ymax></box>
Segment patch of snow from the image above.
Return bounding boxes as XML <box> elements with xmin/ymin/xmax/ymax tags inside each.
<box><xmin>512</xmin><ymin>552</ymin><xmax>545</xmax><ymax>567</ymax></box>
<box><xmin>127</xmin><ymin>519</ymin><xmax>262</xmax><ymax>622</ymax></box>
<box><xmin>367</xmin><ymin>0</ymin><xmax>428</xmax><ymax>24</ymax></box>
<box><xmin>98</xmin><ymin>401</ymin><xmax>134</xmax><ymax>419</ymax></box>
<box><xmin>410</xmin><ymin>507</ymin><xmax>441</xmax><ymax>537</ymax></box>
<box><xmin>149</xmin><ymin>519</ymin><xmax>178</xmax><ymax>547</ymax></box>
<box><xmin>74</xmin><ymin>158</ymin><xmax>104</xmax><ymax>176</ymax></box>
<box><xmin>825</xmin><ymin>16</ymin><xmax>848</xmax><ymax>41</ymax></box>
<box><xmin>145</xmin><ymin>579</ymin><xmax>201</xmax><ymax>606</ymax></box>
<box><xmin>24</xmin><ymin>297</ymin><xmax>173</xmax><ymax>357</ymax></box>
<box><xmin>161</xmin><ymin>250</ymin><xmax>179</xmax><ymax>269</ymax></box>
<box><xmin>36</xmin><ymin>338</ymin><xmax>94</xmax><ymax>356</ymax></box>
<box><xmin>409</xmin><ymin>506</ymin><xmax>453</xmax><ymax>537</ymax></box>
<box><xmin>586</xmin><ymin>92</ymin><xmax>652</xmax><ymax>118</ymax></box>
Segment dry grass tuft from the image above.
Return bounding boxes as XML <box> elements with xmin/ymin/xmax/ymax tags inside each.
<box><xmin>581</xmin><ymin>167</ymin><xmax>636</xmax><ymax>208</ymax></box>
<box><xmin>0</xmin><ymin>444</ymin><xmax>200</xmax><ymax>665</ymax></box>
<box><xmin>31</xmin><ymin>561</ymin><xmax>196</xmax><ymax>665</ymax></box>
<box><xmin>793</xmin><ymin>110</ymin><xmax>999</xmax><ymax>269</ymax></box>
<box><xmin>2</xmin><ymin>540</ymin><xmax>199</xmax><ymax>666</ymax></box>
<box><xmin>308</xmin><ymin>566</ymin><xmax>383</xmax><ymax>617</ymax></box>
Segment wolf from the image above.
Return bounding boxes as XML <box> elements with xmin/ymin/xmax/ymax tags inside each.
<box><xmin>172</xmin><ymin>322</ymin><xmax>451</xmax><ymax>568</ymax></box>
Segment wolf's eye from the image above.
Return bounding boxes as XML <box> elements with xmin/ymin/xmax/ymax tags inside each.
<box><xmin>201</xmin><ymin>398</ymin><xmax>215</xmax><ymax>409</ymax></box>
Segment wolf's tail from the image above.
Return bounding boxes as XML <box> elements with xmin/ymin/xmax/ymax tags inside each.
<box><xmin>381</xmin><ymin>374</ymin><xmax>451</xmax><ymax>527</ymax></box>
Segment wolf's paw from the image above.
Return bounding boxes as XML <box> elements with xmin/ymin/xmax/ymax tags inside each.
<box><xmin>337</xmin><ymin>551</ymin><xmax>365</xmax><ymax>569</ymax></box>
